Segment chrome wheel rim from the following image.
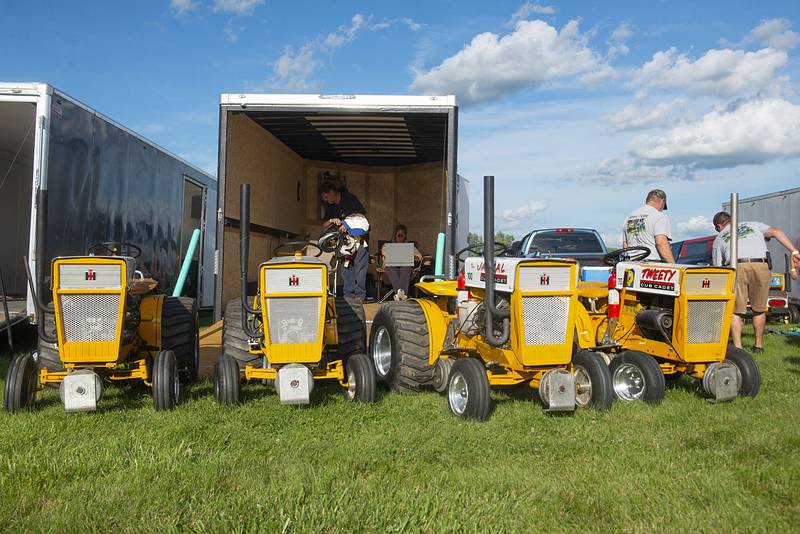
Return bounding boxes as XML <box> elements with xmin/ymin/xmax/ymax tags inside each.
<box><xmin>346</xmin><ymin>368</ymin><xmax>357</xmax><ymax>400</ymax></box>
<box><xmin>448</xmin><ymin>372</ymin><xmax>468</xmax><ymax>415</ymax></box>
<box><xmin>574</xmin><ymin>366</ymin><xmax>592</xmax><ymax>407</ymax></box>
<box><xmin>613</xmin><ymin>363</ymin><xmax>645</xmax><ymax>401</ymax></box>
<box><xmin>373</xmin><ymin>326</ymin><xmax>392</xmax><ymax>377</ymax></box>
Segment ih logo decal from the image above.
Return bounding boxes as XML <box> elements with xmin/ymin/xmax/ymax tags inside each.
<box><xmin>702</xmin><ymin>278</ymin><xmax>710</xmax><ymax>288</ymax></box>
<box><xmin>540</xmin><ymin>274</ymin><xmax>550</xmax><ymax>286</ymax></box>
<box><xmin>289</xmin><ymin>274</ymin><xmax>299</xmax><ymax>287</ymax></box>
<box><xmin>85</xmin><ymin>269</ymin><xmax>97</xmax><ymax>281</ymax></box>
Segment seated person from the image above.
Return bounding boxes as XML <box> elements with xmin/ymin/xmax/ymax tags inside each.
<box><xmin>382</xmin><ymin>225</ymin><xmax>423</xmax><ymax>297</ymax></box>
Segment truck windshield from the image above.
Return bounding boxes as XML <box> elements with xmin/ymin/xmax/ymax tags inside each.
<box><xmin>529</xmin><ymin>231</ymin><xmax>604</xmax><ymax>254</ymax></box>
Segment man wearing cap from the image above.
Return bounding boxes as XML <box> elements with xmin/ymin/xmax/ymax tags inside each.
<box><xmin>321</xmin><ymin>179</ymin><xmax>369</xmax><ymax>301</ymax></box>
<box><xmin>711</xmin><ymin>211</ymin><xmax>800</xmax><ymax>353</ymax></box>
<box><xmin>622</xmin><ymin>189</ymin><xmax>675</xmax><ymax>263</ymax></box>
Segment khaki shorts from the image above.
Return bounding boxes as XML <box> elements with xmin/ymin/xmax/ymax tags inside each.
<box><xmin>734</xmin><ymin>262</ymin><xmax>770</xmax><ymax>314</ymax></box>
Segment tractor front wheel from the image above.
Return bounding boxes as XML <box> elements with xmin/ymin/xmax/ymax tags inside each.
<box><xmin>214</xmin><ymin>353</ymin><xmax>241</xmax><ymax>406</ymax></box>
<box><xmin>724</xmin><ymin>346</ymin><xmax>761</xmax><ymax>397</ymax></box>
<box><xmin>153</xmin><ymin>350</ymin><xmax>180</xmax><ymax>411</ymax></box>
<box><xmin>608</xmin><ymin>351</ymin><xmax>665</xmax><ymax>404</ymax></box>
<box><xmin>344</xmin><ymin>353</ymin><xmax>376</xmax><ymax>403</ymax></box>
<box><xmin>573</xmin><ymin>351</ymin><xmax>613</xmax><ymax>410</ymax></box>
<box><xmin>447</xmin><ymin>358</ymin><xmax>490</xmax><ymax>421</ymax></box>
<box><xmin>3</xmin><ymin>353</ymin><xmax>38</xmax><ymax>413</ymax></box>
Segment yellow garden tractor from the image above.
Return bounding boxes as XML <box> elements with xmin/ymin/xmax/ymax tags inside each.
<box><xmin>573</xmin><ymin>247</ymin><xmax>761</xmax><ymax>403</ymax></box>
<box><xmin>213</xmin><ymin>184</ymin><xmax>376</xmax><ymax>406</ymax></box>
<box><xmin>4</xmin><ymin>242</ymin><xmax>198</xmax><ymax>413</ymax></box>
<box><xmin>369</xmin><ymin>176</ymin><xmax>613</xmax><ymax>420</ymax></box>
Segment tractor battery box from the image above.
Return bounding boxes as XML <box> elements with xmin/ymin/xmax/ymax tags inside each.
<box><xmin>275</xmin><ymin>364</ymin><xmax>314</xmax><ymax>405</ymax></box>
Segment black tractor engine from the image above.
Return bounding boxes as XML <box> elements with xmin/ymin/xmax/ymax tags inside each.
<box><xmin>635</xmin><ymin>308</ymin><xmax>674</xmax><ymax>343</ymax></box>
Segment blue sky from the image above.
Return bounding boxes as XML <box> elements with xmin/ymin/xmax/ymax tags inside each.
<box><xmin>2</xmin><ymin>0</ymin><xmax>799</xmax><ymax>246</ymax></box>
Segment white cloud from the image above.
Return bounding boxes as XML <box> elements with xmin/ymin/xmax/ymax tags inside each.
<box><xmin>608</xmin><ymin>22</ymin><xmax>632</xmax><ymax>58</ymax></box>
<box><xmin>509</xmin><ymin>2</ymin><xmax>556</xmax><ymax>26</ymax></box>
<box><xmin>631</xmin><ymin>46</ymin><xmax>788</xmax><ymax>97</ymax></box>
<box><xmin>584</xmin><ymin>157</ymin><xmax>694</xmax><ymax>185</ymax></box>
<box><xmin>403</xmin><ymin>17</ymin><xmax>425</xmax><ymax>32</ymax></box>
<box><xmin>411</xmin><ymin>20</ymin><xmax>611</xmax><ymax>105</ymax></box>
<box><xmin>224</xmin><ymin>20</ymin><xmax>245</xmax><ymax>42</ymax></box>
<box><xmin>170</xmin><ymin>0</ymin><xmax>198</xmax><ymax>15</ymax></box>
<box><xmin>323</xmin><ymin>14</ymin><xmax>368</xmax><ymax>49</ymax></box>
<box><xmin>630</xmin><ymin>98</ymin><xmax>800</xmax><ymax>169</ymax></box>
<box><xmin>605</xmin><ymin>99</ymin><xmax>686</xmax><ymax>132</ymax></box>
<box><xmin>749</xmin><ymin>18</ymin><xmax>799</xmax><ymax>51</ymax></box>
<box><xmin>213</xmin><ymin>0</ymin><xmax>263</xmax><ymax>15</ymax></box>
<box><xmin>676</xmin><ymin>215</ymin><xmax>715</xmax><ymax>239</ymax></box>
<box><xmin>500</xmin><ymin>199</ymin><xmax>548</xmax><ymax>226</ymax></box>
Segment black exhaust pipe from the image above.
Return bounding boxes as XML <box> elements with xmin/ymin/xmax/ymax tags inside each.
<box><xmin>483</xmin><ymin>175</ymin><xmax>510</xmax><ymax>347</ymax></box>
<box><xmin>239</xmin><ymin>184</ymin><xmax>261</xmax><ymax>337</ymax></box>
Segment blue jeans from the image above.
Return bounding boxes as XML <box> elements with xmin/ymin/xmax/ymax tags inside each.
<box><xmin>341</xmin><ymin>246</ymin><xmax>368</xmax><ymax>300</ymax></box>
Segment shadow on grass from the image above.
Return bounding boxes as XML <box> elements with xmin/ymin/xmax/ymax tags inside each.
<box><xmin>784</xmin><ymin>355</ymin><xmax>800</xmax><ymax>375</ymax></box>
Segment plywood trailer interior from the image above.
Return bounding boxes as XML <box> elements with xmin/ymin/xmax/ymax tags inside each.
<box><xmin>220</xmin><ymin>107</ymin><xmax>452</xmax><ymax>306</ymax></box>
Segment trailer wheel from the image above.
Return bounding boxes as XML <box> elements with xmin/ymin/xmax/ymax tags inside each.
<box><xmin>3</xmin><ymin>353</ymin><xmax>38</xmax><ymax>414</ymax></box>
<box><xmin>335</xmin><ymin>296</ymin><xmax>366</xmax><ymax>357</ymax></box>
<box><xmin>447</xmin><ymin>358</ymin><xmax>490</xmax><ymax>421</ymax></box>
<box><xmin>789</xmin><ymin>304</ymin><xmax>800</xmax><ymax>325</ymax></box>
<box><xmin>222</xmin><ymin>298</ymin><xmax>261</xmax><ymax>370</ymax></box>
<box><xmin>572</xmin><ymin>351</ymin><xmax>613</xmax><ymax>410</ymax></box>
<box><xmin>153</xmin><ymin>350</ymin><xmax>179</xmax><ymax>411</ymax></box>
<box><xmin>161</xmin><ymin>296</ymin><xmax>199</xmax><ymax>383</ymax></box>
<box><xmin>369</xmin><ymin>301</ymin><xmax>434</xmax><ymax>393</ymax></box>
<box><xmin>608</xmin><ymin>351</ymin><xmax>665</xmax><ymax>404</ymax></box>
<box><xmin>214</xmin><ymin>353</ymin><xmax>241</xmax><ymax>406</ymax></box>
<box><xmin>724</xmin><ymin>346</ymin><xmax>761</xmax><ymax>397</ymax></box>
<box><xmin>344</xmin><ymin>353</ymin><xmax>376</xmax><ymax>403</ymax></box>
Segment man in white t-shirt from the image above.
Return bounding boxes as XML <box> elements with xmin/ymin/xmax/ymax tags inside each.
<box><xmin>622</xmin><ymin>189</ymin><xmax>675</xmax><ymax>263</ymax></box>
<box><xmin>711</xmin><ymin>211</ymin><xmax>799</xmax><ymax>353</ymax></box>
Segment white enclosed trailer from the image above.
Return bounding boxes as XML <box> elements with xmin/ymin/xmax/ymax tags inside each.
<box><xmin>723</xmin><ymin>187</ymin><xmax>800</xmax><ymax>319</ymax></box>
<box><xmin>0</xmin><ymin>82</ymin><xmax>218</xmax><ymax>331</ymax></box>
<box><xmin>214</xmin><ymin>93</ymin><xmax>465</xmax><ymax>319</ymax></box>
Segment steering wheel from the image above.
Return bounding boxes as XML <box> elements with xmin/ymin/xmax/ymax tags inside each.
<box><xmin>603</xmin><ymin>246</ymin><xmax>650</xmax><ymax>266</ymax></box>
<box><xmin>318</xmin><ymin>229</ymin><xmax>345</xmax><ymax>254</ymax></box>
<box><xmin>273</xmin><ymin>241</ymin><xmax>323</xmax><ymax>257</ymax></box>
<box><xmin>88</xmin><ymin>241</ymin><xmax>142</xmax><ymax>258</ymax></box>
<box><xmin>456</xmin><ymin>242</ymin><xmax>508</xmax><ymax>261</ymax></box>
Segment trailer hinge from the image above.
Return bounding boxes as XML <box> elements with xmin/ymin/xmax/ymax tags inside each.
<box><xmin>214</xmin><ymin>250</ymin><xmax>219</xmax><ymax>275</ymax></box>
<box><xmin>217</xmin><ymin>208</ymin><xmax>223</xmax><ymax>223</ymax></box>
<box><xmin>447</xmin><ymin>212</ymin><xmax>453</xmax><ymax>227</ymax></box>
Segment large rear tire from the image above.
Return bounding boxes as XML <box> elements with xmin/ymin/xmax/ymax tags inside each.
<box><xmin>608</xmin><ymin>351</ymin><xmax>665</xmax><ymax>404</ymax></box>
<box><xmin>724</xmin><ymin>346</ymin><xmax>761</xmax><ymax>397</ymax></box>
<box><xmin>335</xmin><ymin>296</ymin><xmax>366</xmax><ymax>357</ymax></box>
<box><xmin>36</xmin><ymin>312</ymin><xmax>64</xmax><ymax>373</ymax></box>
<box><xmin>161</xmin><ymin>296</ymin><xmax>199</xmax><ymax>384</ymax></box>
<box><xmin>4</xmin><ymin>353</ymin><xmax>38</xmax><ymax>413</ymax></box>
<box><xmin>222</xmin><ymin>298</ymin><xmax>261</xmax><ymax>370</ymax></box>
<box><xmin>572</xmin><ymin>350</ymin><xmax>613</xmax><ymax>410</ymax></box>
<box><xmin>447</xmin><ymin>358</ymin><xmax>490</xmax><ymax>421</ymax></box>
<box><xmin>369</xmin><ymin>301</ymin><xmax>434</xmax><ymax>393</ymax></box>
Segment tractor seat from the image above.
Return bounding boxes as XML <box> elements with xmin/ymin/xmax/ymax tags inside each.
<box><xmin>128</xmin><ymin>278</ymin><xmax>158</xmax><ymax>295</ymax></box>
<box><xmin>577</xmin><ymin>281</ymin><xmax>608</xmax><ymax>299</ymax></box>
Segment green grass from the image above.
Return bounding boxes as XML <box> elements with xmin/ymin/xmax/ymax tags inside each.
<box><xmin>1</xmin><ymin>326</ymin><xmax>799</xmax><ymax>532</ymax></box>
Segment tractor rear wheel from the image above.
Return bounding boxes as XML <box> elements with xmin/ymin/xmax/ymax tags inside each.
<box><xmin>724</xmin><ymin>346</ymin><xmax>761</xmax><ymax>397</ymax></box>
<box><xmin>369</xmin><ymin>301</ymin><xmax>434</xmax><ymax>393</ymax></box>
<box><xmin>214</xmin><ymin>352</ymin><xmax>241</xmax><ymax>406</ymax></box>
<box><xmin>161</xmin><ymin>296</ymin><xmax>199</xmax><ymax>383</ymax></box>
<box><xmin>3</xmin><ymin>353</ymin><xmax>38</xmax><ymax>413</ymax></box>
<box><xmin>572</xmin><ymin>350</ymin><xmax>613</xmax><ymax>410</ymax></box>
<box><xmin>222</xmin><ymin>298</ymin><xmax>261</xmax><ymax>370</ymax></box>
<box><xmin>36</xmin><ymin>313</ymin><xmax>64</xmax><ymax>373</ymax></box>
<box><xmin>335</xmin><ymin>296</ymin><xmax>366</xmax><ymax>357</ymax></box>
<box><xmin>153</xmin><ymin>350</ymin><xmax>179</xmax><ymax>411</ymax></box>
<box><xmin>344</xmin><ymin>353</ymin><xmax>376</xmax><ymax>403</ymax></box>
<box><xmin>447</xmin><ymin>358</ymin><xmax>490</xmax><ymax>421</ymax></box>
<box><xmin>608</xmin><ymin>351</ymin><xmax>665</xmax><ymax>404</ymax></box>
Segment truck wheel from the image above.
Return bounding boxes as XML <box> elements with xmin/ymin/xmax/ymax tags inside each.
<box><xmin>789</xmin><ymin>304</ymin><xmax>800</xmax><ymax>325</ymax></box>
<box><xmin>161</xmin><ymin>296</ymin><xmax>199</xmax><ymax>384</ymax></box>
<box><xmin>572</xmin><ymin>351</ymin><xmax>613</xmax><ymax>410</ymax></box>
<box><xmin>369</xmin><ymin>301</ymin><xmax>434</xmax><ymax>393</ymax></box>
<box><xmin>608</xmin><ymin>351</ymin><xmax>665</xmax><ymax>404</ymax></box>
<box><xmin>214</xmin><ymin>353</ymin><xmax>241</xmax><ymax>406</ymax></box>
<box><xmin>344</xmin><ymin>353</ymin><xmax>376</xmax><ymax>403</ymax></box>
<box><xmin>335</xmin><ymin>296</ymin><xmax>366</xmax><ymax>357</ymax></box>
<box><xmin>724</xmin><ymin>346</ymin><xmax>761</xmax><ymax>397</ymax></box>
<box><xmin>4</xmin><ymin>353</ymin><xmax>38</xmax><ymax>413</ymax></box>
<box><xmin>223</xmin><ymin>298</ymin><xmax>261</xmax><ymax>370</ymax></box>
<box><xmin>447</xmin><ymin>358</ymin><xmax>490</xmax><ymax>421</ymax></box>
<box><xmin>153</xmin><ymin>350</ymin><xmax>179</xmax><ymax>411</ymax></box>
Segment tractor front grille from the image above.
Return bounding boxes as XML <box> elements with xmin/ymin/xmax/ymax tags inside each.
<box><xmin>267</xmin><ymin>297</ymin><xmax>321</xmax><ymax>344</ymax></box>
<box><xmin>686</xmin><ymin>300</ymin><xmax>725</xmax><ymax>344</ymax></box>
<box><xmin>522</xmin><ymin>296</ymin><xmax>569</xmax><ymax>345</ymax></box>
<box><xmin>60</xmin><ymin>294</ymin><xmax>121</xmax><ymax>342</ymax></box>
